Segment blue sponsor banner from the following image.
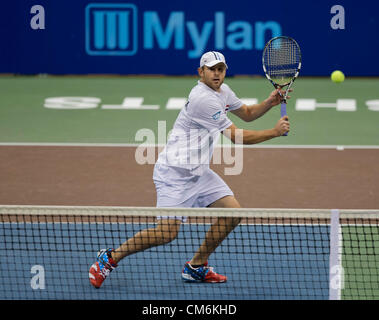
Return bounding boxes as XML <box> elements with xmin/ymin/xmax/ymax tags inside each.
<box><xmin>1</xmin><ymin>0</ymin><xmax>379</xmax><ymax>76</ymax></box>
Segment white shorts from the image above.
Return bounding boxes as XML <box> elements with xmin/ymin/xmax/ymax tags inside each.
<box><xmin>153</xmin><ymin>164</ymin><xmax>234</xmax><ymax>222</ymax></box>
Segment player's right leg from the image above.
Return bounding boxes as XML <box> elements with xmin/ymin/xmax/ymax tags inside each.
<box><xmin>111</xmin><ymin>218</ymin><xmax>182</xmax><ymax>263</ymax></box>
<box><xmin>89</xmin><ymin>219</ymin><xmax>181</xmax><ymax>289</ymax></box>
<box><xmin>89</xmin><ymin>248</ymin><xmax>118</xmax><ymax>289</ymax></box>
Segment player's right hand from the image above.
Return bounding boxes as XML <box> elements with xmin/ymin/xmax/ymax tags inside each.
<box><xmin>274</xmin><ymin>116</ymin><xmax>290</xmax><ymax>136</ymax></box>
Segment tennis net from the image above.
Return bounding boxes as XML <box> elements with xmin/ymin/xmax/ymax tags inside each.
<box><xmin>0</xmin><ymin>206</ymin><xmax>378</xmax><ymax>300</ymax></box>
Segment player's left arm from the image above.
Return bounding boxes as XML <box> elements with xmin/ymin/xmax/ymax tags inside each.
<box><xmin>231</xmin><ymin>88</ymin><xmax>290</xmax><ymax>122</ymax></box>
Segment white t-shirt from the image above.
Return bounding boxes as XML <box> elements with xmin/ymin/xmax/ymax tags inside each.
<box><xmin>156</xmin><ymin>81</ymin><xmax>243</xmax><ymax>176</ymax></box>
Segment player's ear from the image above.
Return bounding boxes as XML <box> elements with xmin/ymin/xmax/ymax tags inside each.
<box><xmin>197</xmin><ymin>67</ymin><xmax>203</xmax><ymax>77</ymax></box>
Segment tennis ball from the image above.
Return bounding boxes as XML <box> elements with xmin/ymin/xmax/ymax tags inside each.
<box><xmin>331</xmin><ymin>70</ymin><xmax>345</xmax><ymax>83</ymax></box>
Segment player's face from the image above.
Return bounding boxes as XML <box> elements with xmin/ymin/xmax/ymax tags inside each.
<box><xmin>198</xmin><ymin>63</ymin><xmax>226</xmax><ymax>91</ymax></box>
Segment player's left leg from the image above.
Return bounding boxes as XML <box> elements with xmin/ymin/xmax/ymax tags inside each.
<box><xmin>190</xmin><ymin>195</ymin><xmax>241</xmax><ymax>266</ymax></box>
<box><xmin>182</xmin><ymin>195</ymin><xmax>241</xmax><ymax>283</ymax></box>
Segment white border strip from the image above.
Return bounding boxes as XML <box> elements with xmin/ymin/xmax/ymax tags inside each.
<box><xmin>0</xmin><ymin>142</ymin><xmax>379</xmax><ymax>149</ymax></box>
<box><xmin>329</xmin><ymin>209</ymin><xmax>342</xmax><ymax>300</ymax></box>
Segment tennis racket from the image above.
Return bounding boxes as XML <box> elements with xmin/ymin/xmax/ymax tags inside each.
<box><xmin>262</xmin><ymin>36</ymin><xmax>302</xmax><ymax>136</ymax></box>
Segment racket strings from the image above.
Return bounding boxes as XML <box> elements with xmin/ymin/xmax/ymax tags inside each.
<box><xmin>264</xmin><ymin>38</ymin><xmax>301</xmax><ymax>85</ymax></box>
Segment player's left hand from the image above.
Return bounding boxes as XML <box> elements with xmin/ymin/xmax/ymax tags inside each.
<box><xmin>267</xmin><ymin>88</ymin><xmax>293</xmax><ymax>107</ymax></box>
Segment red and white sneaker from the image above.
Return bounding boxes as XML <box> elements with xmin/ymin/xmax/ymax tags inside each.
<box><xmin>181</xmin><ymin>261</ymin><xmax>227</xmax><ymax>283</ymax></box>
<box><xmin>89</xmin><ymin>248</ymin><xmax>118</xmax><ymax>289</ymax></box>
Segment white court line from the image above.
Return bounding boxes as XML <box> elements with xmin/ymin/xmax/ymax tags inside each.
<box><xmin>0</xmin><ymin>142</ymin><xmax>379</xmax><ymax>149</ymax></box>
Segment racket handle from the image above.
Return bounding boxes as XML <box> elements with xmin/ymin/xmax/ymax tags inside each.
<box><xmin>281</xmin><ymin>102</ymin><xmax>288</xmax><ymax>136</ymax></box>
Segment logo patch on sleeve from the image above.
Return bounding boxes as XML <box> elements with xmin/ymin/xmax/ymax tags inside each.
<box><xmin>212</xmin><ymin>111</ymin><xmax>221</xmax><ymax>120</ymax></box>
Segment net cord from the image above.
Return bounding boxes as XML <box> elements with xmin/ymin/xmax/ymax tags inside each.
<box><xmin>0</xmin><ymin>205</ymin><xmax>378</xmax><ymax>219</ymax></box>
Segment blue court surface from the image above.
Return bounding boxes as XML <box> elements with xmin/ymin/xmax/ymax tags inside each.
<box><xmin>0</xmin><ymin>222</ymin><xmax>330</xmax><ymax>300</ymax></box>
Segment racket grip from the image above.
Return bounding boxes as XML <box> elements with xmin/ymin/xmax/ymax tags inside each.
<box><xmin>281</xmin><ymin>102</ymin><xmax>288</xmax><ymax>136</ymax></box>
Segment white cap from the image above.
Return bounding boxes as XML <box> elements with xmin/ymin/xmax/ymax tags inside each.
<box><xmin>200</xmin><ymin>51</ymin><xmax>228</xmax><ymax>69</ymax></box>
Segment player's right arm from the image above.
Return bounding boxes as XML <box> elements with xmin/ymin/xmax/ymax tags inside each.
<box><xmin>222</xmin><ymin>116</ymin><xmax>289</xmax><ymax>145</ymax></box>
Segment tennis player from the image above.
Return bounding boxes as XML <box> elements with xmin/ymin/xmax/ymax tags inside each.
<box><xmin>89</xmin><ymin>51</ymin><xmax>290</xmax><ymax>288</ymax></box>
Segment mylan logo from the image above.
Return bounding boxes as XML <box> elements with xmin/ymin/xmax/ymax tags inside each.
<box><xmin>85</xmin><ymin>3</ymin><xmax>282</xmax><ymax>57</ymax></box>
<box><xmin>86</xmin><ymin>3</ymin><xmax>137</xmax><ymax>55</ymax></box>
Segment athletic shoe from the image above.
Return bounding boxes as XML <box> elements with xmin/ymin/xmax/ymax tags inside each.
<box><xmin>89</xmin><ymin>248</ymin><xmax>118</xmax><ymax>288</ymax></box>
<box><xmin>181</xmin><ymin>261</ymin><xmax>227</xmax><ymax>283</ymax></box>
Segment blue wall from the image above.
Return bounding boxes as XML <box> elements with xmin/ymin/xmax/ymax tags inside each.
<box><xmin>2</xmin><ymin>0</ymin><xmax>379</xmax><ymax>76</ymax></box>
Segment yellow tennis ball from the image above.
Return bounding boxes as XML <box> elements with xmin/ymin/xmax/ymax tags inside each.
<box><xmin>331</xmin><ymin>70</ymin><xmax>345</xmax><ymax>83</ymax></box>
